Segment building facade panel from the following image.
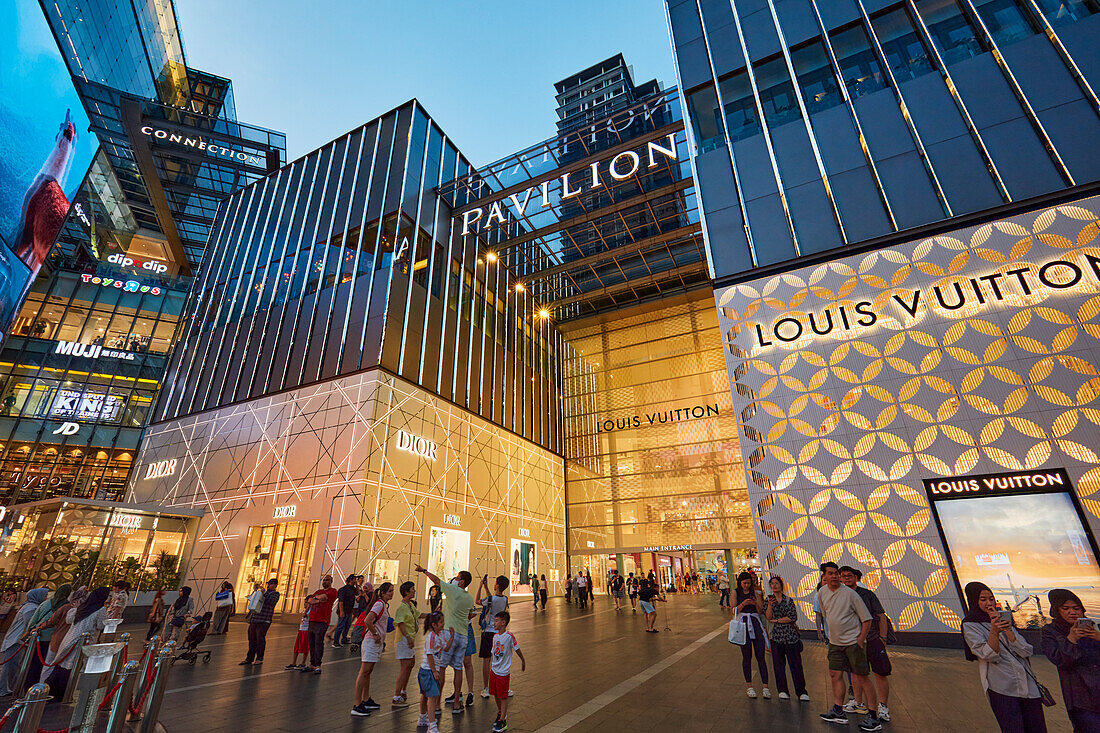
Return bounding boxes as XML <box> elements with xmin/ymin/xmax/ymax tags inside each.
<box><xmin>715</xmin><ymin>193</ymin><xmax>1100</xmax><ymax>632</ymax></box>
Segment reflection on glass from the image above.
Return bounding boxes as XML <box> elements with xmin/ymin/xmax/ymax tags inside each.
<box><xmin>792</xmin><ymin>41</ymin><xmax>841</xmax><ymax>114</ymax></box>
<box><xmin>753</xmin><ymin>58</ymin><xmax>802</xmax><ymax>128</ymax></box>
<box><xmin>831</xmin><ymin>24</ymin><xmax>887</xmax><ymax>98</ymax></box>
<box><xmin>976</xmin><ymin>0</ymin><xmax>1040</xmax><ymax>45</ymax></box>
<box><xmin>874</xmin><ymin>8</ymin><xmax>934</xmax><ymax>83</ymax></box>
<box><xmin>687</xmin><ymin>85</ymin><xmax>724</xmax><ymax>153</ymax></box>
<box><xmin>719</xmin><ymin>70</ymin><xmax>762</xmax><ymax>142</ymax></box>
<box><xmin>1031</xmin><ymin>0</ymin><xmax>1099</xmax><ymax>25</ymax></box>
<box><xmin>915</xmin><ymin>0</ymin><xmax>987</xmax><ymax>64</ymax></box>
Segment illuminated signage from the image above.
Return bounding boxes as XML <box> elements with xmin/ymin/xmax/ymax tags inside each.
<box><xmin>599</xmin><ymin>404</ymin><xmax>719</xmax><ymax>433</ymax></box>
<box><xmin>975</xmin><ymin>553</ymin><xmax>1011</xmax><ymax>567</ymax></box>
<box><xmin>751</xmin><ymin>254</ymin><xmax>1100</xmax><ymax>350</ymax></box>
<box><xmin>49</xmin><ymin>390</ymin><xmax>123</xmax><ymax>422</ymax></box>
<box><xmin>273</xmin><ymin>505</ymin><xmax>297</xmax><ymax>519</ymax></box>
<box><xmin>108</xmin><ymin>514</ymin><xmax>141</xmax><ymax>530</ymax></box>
<box><xmin>644</xmin><ymin>544</ymin><xmax>694</xmax><ymax>552</ymax></box>
<box><xmin>443</xmin><ymin>513</ymin><xmax>461</xmax><ymax>527</ymax></box>
<box><xmin>73</xmin><ymin>203</ymin><xmax>90</xmax><ymax>228</ymax></box>
<box><xmin>394</xmin><ymin>429</ymin><xmax>438</xmax><ymax>461</ymax></box>
<box><xmin>586</xmin><ymin>541</ymin><xmax>595</xmax><ymax>548</ymax></box>
<box><xmin>106</xmin><ymin>253</ymin><xmax>168</xmax><ymax>274</ymax></box>
<box><xmin>457</xmin><ymin>132</ymin><xmax>680</xmax><ymax>235</ymax></box>
<box><xmin>81</xmin><ymin>274</ymin><xmax>162</xmax><ymax>296</ymax></box>
<box><xmin>51</xmin><ymin>422</ymin><xmax>79</xmax><ymax>436</ymax></box>
<box><xmin>140</xmin><ymin>126</ymin><xmax>265</xmax><ymax>166</ymax></box>
<box><xmin>923</xmin><ymin>468</ymin><xmax>1072</xmax><ymax>499</ymax></box>
<box><xmin>143</xmin><ymin>459</ymin><xmax>177</xmax><ymax>480</ymax></box>
<box><xmin>54</xmin><ymin>341</ymin><xmax>137</xmax><ymax>361</ymax></box>
<box><xmin>518</xmin><ymin>528</ymin><xmax>530</xmax><ymax>538</ymax></box>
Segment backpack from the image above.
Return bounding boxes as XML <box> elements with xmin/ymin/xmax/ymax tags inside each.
<box><xmin>884</xmin><ymin>613</ymin><xmax>899</xmax><ymax>644</ymax></box>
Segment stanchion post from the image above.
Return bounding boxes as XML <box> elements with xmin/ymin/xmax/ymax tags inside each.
<box><xmin>105</xmin><ymin>661</ymin><xmax>139</xmax><ymax>733</ymax></box>
<box><xmin>11</xmin><ymin>630</ymin><xmax>39</xmax><ymax>697</ymax></box>
<box><xmin>106</xmin><ymin>632</ymin><xmax>130</xmax><ymax>689</ymax></box>
<box><xmin>12</xmin><ymin>683</ymin><xmax>49</xmax><ymax>733</ymax></box>
<box><xmin>137</xmin><ymin>642</ymin><xmax>175</xmax><ymax>733</ymax></box>
<box><xmin>131</xmin><ymin>636</ymin><xmax>157</xmax><ymax>713</ymax></box>
<box><xmin>62</xmin><ymin>632</ymin><xmax>95</xmax><ymax>704</ymax></box>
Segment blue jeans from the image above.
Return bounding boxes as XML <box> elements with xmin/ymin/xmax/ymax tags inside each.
<box><xmin>333</xmin><ymin>614</ymin><xmax>352</xmax><ymax>645</ymax></box>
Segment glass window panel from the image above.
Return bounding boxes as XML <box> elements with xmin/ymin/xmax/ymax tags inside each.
<box><xmin>830</xmin><ymin>24</ymin><xmax>887</xmax><ymax>98</ymax></box>
<box><xmin>873</xmin><ymin>7</ymin><xmax>934</xmax><ymax>83</ymax></box>
<box><xmin>753</xmin><ymin>57</ymin><xmax>802</xmax><ymax>128</ymax></box>
<box><xmin>1032</xmin><ymin>0</ymin><xmax>1099</xmax><ymax>25</ymax></box>
<box><xmin>686</xmin><ymin>85</ymin><xmax>724</xmax><ymax>153</ymax></box>
<box><xmin>976</xmin><ymin>0</ymin><xmax>1040</xmax><ymax>44</ymax></box>
<box><xmin>915</xmin><ymin>0</ymin><xmax>987</xmax><ymax>64</ymax></box>
<box><xmin>791</xmin><ymin>40</ymin><xmax>841</xmax><ymax>114</ymax></box>
<box><xmin>718</xmin><ymin>70</ymin><xmax>762</xmax><ymax>142</ymax></box>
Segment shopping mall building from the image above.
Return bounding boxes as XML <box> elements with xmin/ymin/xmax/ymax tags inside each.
<box><xmin>5</xmin><ymin>0</ymin><xmax>1100</xmax><ymax>637</ymax></box>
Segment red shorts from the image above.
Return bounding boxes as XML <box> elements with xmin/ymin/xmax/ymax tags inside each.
<box><xmin>293</xmin><ymin>630</ymin><xmax>310</xmax><ymax>655</ymax></box>
<box><xmin>488</xmin><ymin>671</ymin><xmax>510</xmax><ymax>699</ymax></box>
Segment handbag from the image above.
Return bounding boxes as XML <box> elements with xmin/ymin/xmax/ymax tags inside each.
<box><xmin>999</xmin><ymin>629</ymin><xmax>1057</xmax><ymax>707</ymax></box>
<box><xmin>728</xmin><ymin>615</ymin><xmax>748</xmax><ymax>645</ymax></box>
<box><xmin>215</xmin><ymin>590</ymin><xmax>232</xmax><ymax>608</ymax></box>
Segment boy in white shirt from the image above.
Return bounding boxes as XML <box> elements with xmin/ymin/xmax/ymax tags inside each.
<box><xmin>489</xmin><ymin>611</ymin><xmax>525</xmax><ymax>733</ymax></box>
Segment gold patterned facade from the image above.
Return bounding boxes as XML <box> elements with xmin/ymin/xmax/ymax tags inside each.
<box><xmin>562</xmin><ymin>291</ymin><xmax>752</xmax><ymax>556</ymax></box>
<box><xmin>716</xmin><ymin>194</ymin><xmax>1100</xmax><ymax>634</ymax></box>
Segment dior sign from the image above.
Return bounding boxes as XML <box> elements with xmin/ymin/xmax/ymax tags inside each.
<box><xmin>394</xmin><ymin>430</ymin><xmax>438</xmax><ymax>461</ymax></box>
<box><xmin>143</xmin><ymin>459</ymin><xmax>177</xmax><ymax>480</ymax></box>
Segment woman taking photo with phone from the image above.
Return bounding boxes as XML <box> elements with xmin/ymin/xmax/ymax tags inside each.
<box><xmin>1041</xmin><ymin>588</ymin><xmax>1100</xmax><ymax>732</ymax></box>
<box><xmin>732</xmin><ymin>572</ymin><xmax>770</xmax><ymax>699</ymax></box>
<box><xmin>961</xmin><ymin>581</ymin><xmax>1047</xmax><ymax>732</ymax></box>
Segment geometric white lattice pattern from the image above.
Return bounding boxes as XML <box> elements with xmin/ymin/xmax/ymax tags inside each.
<box><xmin>127</xmin><ymin>369</ymin><xmax>564</xmax><ymax>610</ymax></box>
<box><xmin>715</xmin><ymin>194</ymin><xmax>1100</xmax><ymax>633</ymax></box>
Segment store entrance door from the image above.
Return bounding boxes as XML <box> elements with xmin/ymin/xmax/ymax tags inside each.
<box><xmin>236</xmin><ymin>521</ymin><xmax>317</xmax><ymax>615</ymax></box>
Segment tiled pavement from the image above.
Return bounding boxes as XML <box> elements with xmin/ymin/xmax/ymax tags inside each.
<box><xmin>44</xmin><ymin>594</ymin><xmax>1074</xmax><ymax>732</ymax></box>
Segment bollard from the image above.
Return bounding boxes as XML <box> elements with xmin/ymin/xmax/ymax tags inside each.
<box><xmin>105</xmin><ymin>661</ymin><xmax>139</xmax><ymax>733</ymax></box>
<box><xmin>62</xmin><ymin>632</ymin><xmax>95</xmax><ymax>704</ymax></box>
<box><xmin>106</xmin><ymin>632</ymin><xmax>131</xmax><ymax>690</ymax></box>
<box><xmin>12</xmin><ymin>683</ymin><xmax>49</xmax><ymax>733</ymax></box>
<box><xmin>137</xmin><ymin>642</ymin><xmax>175</xmax><ymax>733</ymax></box>
<box><xmin>11</xmin><ymin>630</ymin><xmax>39</xmax><ymax>698</ymax></box>
<box><xmin>131</xmin><ymin>636</ymin><xmax>157</xmax><ymax>713</ymax></box>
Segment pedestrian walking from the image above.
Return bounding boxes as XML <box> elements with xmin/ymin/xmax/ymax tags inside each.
<box><xmin>732</xmin><ymin>572</ymin><xmax>770</xmax><ymax>699</ymax></box>
<box><xmin>628</xmin><ymin>573</ymin><xmax>639</xmax><ymax>612</ymax></box>
<box><xmin>333</xmin><ymin>574</ymin><xmax>357</xmax><ymax>648</ymax></box>
<box><xmin>718</xmin><ymin>571</ymin><xmax>731</xmax><ymax>610</ymax></box>
<box><xmin>840</xmin><ymin>566</ymin><xmax>892</xmax><ymax>721</ymax></box>
<box><xmin>488</xmin><ymin>611</ymin><xmax>525</xmax><ymax>733</ymax></box>
<box><xmin>817</xmin><ymin>562</ymin><xmax>881</xmax><ymax>731</ymax></box>
<box><xmin>565</xmin><ymin>575</ymin><xmax>573</xmax><ymax>605</ymax></box>
<box><xmin>611</xmin><ymin>571</ymin><xmax>625</xmax><ymax>612</ymax></box>
<box><xmin>416</xmin><ymin>565</ymin><xmax>477</xmax><ymax>714</ymax></box>
<box><xmin>417</xmin><ymin>612</ymin><xmax>449</xmax><ymax>733</ymax></box>
<box><xmin>586</xmin><ymin>571</ymin><xmax>594</xmax><ymax>603</ymax></box>
<box><xmin>165</xmin><ymin>586</ymin><xmax>194</xmax><ymax>644</ymax></box>
<box><xmin>240</xmin><ymin>578</ymin><xmax>279</xmax><ymax>666</ymax></box>
<box><xmin>764</xmin><ymin>575</ymin><xmax>808</xmax><ymax>701</ymax></box>
<box><xmin>351</xmin><ymin>581</ymin><xmax>393</xmax><ymax>716</ymax></box>
<box><xmin>211</xmin><ymin>581</ymin><xmax>234</xmax><ymax>634</ymax></box>
<box><xmin>392</xmin><ymin>581</ymin><xmax>423</xmax><ymax>707</ymax></box>
<box><xmin>477</xmin><ymin>575</ymin><xmax>510</xmax><ymax>699</ymax></box>
<box><xmin>538</xmin><ymin>575</ymin><xmax>547</xmax><ymax>610</ymax></box>
<box><xmin>962</xmin><ymin>581</ymin><xmax>1047</xmax><ymax>733</ymax></box>
<box><xmin>1041</xmin><ymin>588</ymin><xmax>1100</xmax><ymax>732</ymax></box>
<box><xmin>146</xmin><ymin>587</ymin><xmax>166</xmax><ymax>640</ymax></box>
<box><xmin>531</xmin><ymin>574</ymin><xmax>540</xmax><ymax>610</ymax></box>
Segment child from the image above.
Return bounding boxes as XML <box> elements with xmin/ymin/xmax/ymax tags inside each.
<box><xmin>351</xmin><ymin>582</ymin><xmax>393</xmax><ymax>716</ymax></box>
<box><xmin>489</xmin><ymin>611</ymin><xmax>525</xmax><ymax>732</ymax></box>
<box><xmin>392</xmin><ymin>581</ymin><xmax>424</xmax><ymax>707</ymax></box>
<box><xmin>418</xmin><ymin>612</ymin><xmax>451</xmax><ymax>733</ymax></box>
<box><xmin>475</xmin><ymin>574</ymin><xmax>509</xmax><ymax>698</ymax></box>
<box><xmin>285</xmin><ymin>613</ymin><xmax>310</xmax><ymax>670</ymax></box>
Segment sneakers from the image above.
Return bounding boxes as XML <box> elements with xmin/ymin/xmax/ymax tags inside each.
<box><xmin>844</xmin><ymin>700</ymin><xmax>869</xmax><ymax>714</ymax></box>
<box><xmin>392</xmin><ymin>696</ymin><xmax>409</xmax><ymax>708</ymax></box>
<box><xmin>428</xmin><ymin>723</ymin><xmax>440</xmax><ymax>733</ymax></box>
<box><xmin>445</xmin><ymin>693</ymin><xmax>455</xmax><ymax>704</ymax></box>
<box><xmin>762</xmin><ymin>687</ymin><xmax>771</xmax><ymax>699</ymax></box>
<box><xmin>466</xmin><ymin>692</ymin><xmax>474</xmax><ymax>707</ymax></box>
<box><xmin>417</xmin><ymin>713</ymin><xmax>430</xmax><ymax>727</ymax></box>
<box><xmin>284</xmin><ymin>664</ymin><xmax>301</xmax><ymax>670</ymax></box>
<box><xmin>332</xmin><ymin>642</ymin><xmax>342</xmax><ymax>649</ymax></box>
<box><xmin>362</xmin><ymin>698</ymin><xmax>381</xmax><ymax>711</ymax></box>
<box><xmin>451</xmin><ymin>705</ymin><xmax>464</xmax><ymax>715</ymax></box>
<box><xmin>300</xmin><ymin>665</ymin><xmax>314</xmax><ymax>673</ymax></box>
<box><xmin>859</xmin><ymin>715</ymin><xmax>883</xmax><ymax>731</ymax></box>
<box><xmin>312</xmin><ymin>667</ymin><xmax>322</xmax><ymax>675</ymax></box>
<box><xmin>800</xmin><ymin>694</ymin><xmax>811</xmax><ymax>702</ymax></box>
<box><xmin>481</xmin><ymin>688</ymin><xmax>491</xmax><ymax>699</ymax></box>
<box><xmin>508</xmin><ymin>689</ymin><xmax>514</xmax><ymax>697</ymax></box>
<box><xmin>746</xmin><ymin>687</ymin><xmax>757</xmax><ymax>698</ymax></box>
<box><xmin>350</xmin><ymin>702</ymin><xmax>371</xmax><ymax>717</ymax></box>
<box><xmin>492</xmin><ymin>720</ymin><xmax>508</xmax><ymax>732</ymax></box>
<box><xmin>778</xmin><ymin>692</ymin><xmax>790</xmax><ymax>700</ymax></box>
<box><xmin>820</xmin><ymin>708</ymin><xmax>849</xmax><ymax>725</ymax></box>
<box><xmin>878</xmin><ymin>704</ymin><xmax>890</xmax><ymax>722</ymax></box>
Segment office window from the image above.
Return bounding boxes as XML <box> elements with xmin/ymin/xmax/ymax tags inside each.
<box><xmin>753</xmin><ymin>58</ymin><xmax>802</xmax><ymax>128</ymax></box>
<box><xmin>916</xmin><ymin>0</ymin><xmax>988</xmax><ymax>64</ymax></box>
<box><xmin>873</xmin><ymin>7</ymin><xmax>934</xmax><ymax>82</ymax></box>
<box><xmin>1032</xmin><ymin>0</ymin><xmax>1099</xmax><ymax>25</ymax></box>
<box><xmin>830</xmin><ymin>24</ymin><xmax>887</xmax><ymax>98</ymax></box>
<box><xmin>686</xmin><ymin>85</ymin><xmax>725</xmax><ymax>152</ymax></box>
<box><xmin>719</xmin><ymin>70</ymin><xmax>762</xmax><ymax>142</ymax></box>
<box><xmin>976</xmin><ymin>0</ymin><xmax>1040</xmax><ymax>45</ymax></box>
<box><xmin>791</xmin><ymin>40</ymin><xmax>841</xmax><ymax>114</ymax></box>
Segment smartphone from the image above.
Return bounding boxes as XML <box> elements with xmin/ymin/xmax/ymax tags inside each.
<box><xmin>1077</xmin><ymin>618</ymin><xmax>1096</xmax><ymax>630</ymax></box>
<box><xmin>998</xmin><ymin>609</ymin><xmax>1013</xmax><ymax>625</ymax></box>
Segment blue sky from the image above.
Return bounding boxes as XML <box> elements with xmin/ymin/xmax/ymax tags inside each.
<box><xmin>174</xmin><ymin>1</ymin><xmax>677</xmax><ymax>166</ymax></box>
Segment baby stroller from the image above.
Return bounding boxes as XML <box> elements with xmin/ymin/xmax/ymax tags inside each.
<box><xmin>173</xmin><ymin>611</ymin><xmax>213</xmax><ymax>666</ymax></box>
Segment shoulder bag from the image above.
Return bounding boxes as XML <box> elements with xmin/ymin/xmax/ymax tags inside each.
<box><xmin>998</xmin><ymin>626</ymin><xmax>1057</xmax><ymax>707</ymax></box>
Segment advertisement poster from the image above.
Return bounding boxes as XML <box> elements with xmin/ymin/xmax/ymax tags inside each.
<box><xmin>0</xmin><ymin>1</ymin><xmax>97</xmax><ymax>342</ymax></box>
<box><xmin>935</xmin><ymin>491</ymin><xmax>1100</xmax><ymax>628</ymax></box>
<box><xmin>373</xmin><ymin>558</ymin><xmax>399</xmax><ymax>586</ymax></box>
<box><xmin>428</xmin><ymin>526</ymin><xmax>470</xmax><ymax>587</ymax></box>
<box><xmin>47</xmin><ymin>389</ymin><xmax>124</xmax><ymax>422</ymax></box>
<box><xmin>510</xmin><ymin>539</ymin><xmax>536</xmax><ymax>595</ymax></box>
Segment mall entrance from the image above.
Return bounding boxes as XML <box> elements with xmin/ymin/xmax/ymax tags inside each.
<box><xmin>236</xmin><ymin>520</ymin><xmax>317</xmax><ymax>614</ymax></box>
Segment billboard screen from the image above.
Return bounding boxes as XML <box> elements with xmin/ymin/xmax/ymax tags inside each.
<box><xmin>0</xmin><ymin>1</ymin><xmax>97</xmax><ymax>339</ymax></box>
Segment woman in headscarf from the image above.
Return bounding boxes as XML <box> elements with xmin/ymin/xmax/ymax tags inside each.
<box><xmin>39</xmin><ymin>586</ymin><xmax>83</xmax><ymax>684</ymax></box>
<box><xmin>46</xmin><ymin>587</ymin><xmax>109</xmax><ymax>695</ymax></box>
<box><xmin>961</xmin><ymin>581</ymin><xmax>1047</xmax><ymax>732</ymax></box>
<box><xmin>210</xmin><ymin>581</ymin><xmax>234</xmax><ymax>635</ymax></box>
<box><xmin>165</xmin><ymin>587</ymin><xmax>193</xmax><ymax>643</ymax></box>
<box><xmin>0</xmin><ymin>588</ymin><xmax>47</xmax><ymax>695</ymax></box>
<box><xmin>24</xmin><ymin>584</ymin><xmax>68</xmax><ymax>689</ymax></box>
<box><xmin>1041</xmin><ymin>589</ymin><xmax>1100</xmax><ymax>732</ymax></box>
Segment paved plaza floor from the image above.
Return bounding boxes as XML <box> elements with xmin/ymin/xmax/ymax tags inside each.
<box><xmin>95</xmin><ymin>594</ymin><xmax>1073</xmax><ymax>732</ymax></box>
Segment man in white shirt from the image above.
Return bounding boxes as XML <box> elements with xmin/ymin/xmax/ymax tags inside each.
<box><xmin>816</xmin><ymin>562</ymin><xmax>880</xmax><ymax>732</ymax></box>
